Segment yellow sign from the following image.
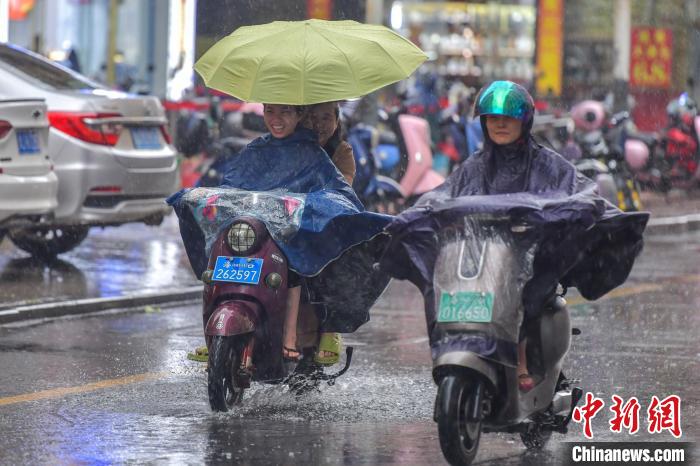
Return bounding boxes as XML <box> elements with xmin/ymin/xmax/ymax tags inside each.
<box><xmin>535</xmin><ymin>0</ymin><xmax>563</xmax><ymax>97</ymax></box>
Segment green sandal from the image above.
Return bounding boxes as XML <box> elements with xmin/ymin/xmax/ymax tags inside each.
<box><xmin>187</xmin><ymin>345</ymin><xmax>208</xmax><ymax>362</ymax></box>
<box><xmin>314</xmin><ymin>332</ymin><xmax>341</xmax><ymax>366</ymax></box>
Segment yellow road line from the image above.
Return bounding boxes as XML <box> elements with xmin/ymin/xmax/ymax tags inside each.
<box><xmin>0</xmin><ymin>372</ymin><xmax>165</xmax><ymax>407</ymax></box>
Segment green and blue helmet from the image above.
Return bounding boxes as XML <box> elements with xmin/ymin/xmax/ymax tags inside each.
<box><xmin>475</xmin><ymin>81</ymin><xmax>535</xmax><ymax>138</ymax></box>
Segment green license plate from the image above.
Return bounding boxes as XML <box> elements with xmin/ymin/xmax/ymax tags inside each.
<box><xmin>438</xmin><ymin>291</ymin><xmax>494</xmax><ymax>323</ymax></box>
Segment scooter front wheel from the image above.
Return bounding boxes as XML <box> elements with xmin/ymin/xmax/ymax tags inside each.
<box><xmin>436</xmin><ymin>374</ymin><xmax>483</xmax><ymax>466</ymax></box>
<box><xmin>208</xmin><ymin>335</ymin><xmax>245</xmax><ymax>412</ymax></box>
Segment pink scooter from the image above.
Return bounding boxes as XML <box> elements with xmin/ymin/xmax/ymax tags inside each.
<box><xmin>377</xmin><ymin>110</ymin><xmax>445</xmax><ymax>208</ymax></box>
<box><xmin>398</xmin><ymin>114</ymin><xmax>446</xmax><ymax>200</ymax></box>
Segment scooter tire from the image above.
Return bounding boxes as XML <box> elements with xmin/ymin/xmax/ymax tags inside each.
<box><xmin>435</xmin><ymin>374</ymin><xmax>483</xmax><ymax>466</ymax></box>
<box><xmin>208</xmin><ymin>335</ymin><xmax>245</xmax><ymax>412</ymax></box>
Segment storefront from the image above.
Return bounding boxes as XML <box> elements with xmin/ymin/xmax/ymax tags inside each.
<box><xmin>388</xmin><ymin>1</ymin><xmax>536</xmax><ymax>89</ymax></box>
<box><xmin>563</xmin><ymin>0</ymin><xmax>700</xmax><ymax>131</ymax></box>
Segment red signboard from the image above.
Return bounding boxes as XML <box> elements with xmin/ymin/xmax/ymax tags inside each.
<box><xmin>630</xmin><ymin>27</ymin><xmax>672</xmax><ymax>89</ymax></box>
<box><xmin>307</xmin><ymin>0</ymin><xmax>333</xmax><ymax>20</ymax></box>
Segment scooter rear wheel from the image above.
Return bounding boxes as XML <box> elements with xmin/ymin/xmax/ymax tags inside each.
<box><xmin>208</xmin><ymin>335</ymin><xmax>245</xmax><ymax>412</ymax></box>
<box><xmin>436</xmin><ymin>375</ymin><xmax>483</xmax><ymax>466</ymax></box>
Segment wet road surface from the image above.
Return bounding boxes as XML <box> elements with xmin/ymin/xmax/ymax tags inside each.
<box><xmin>0</xmin><ymin>214</ymin><xmax>198</xmax><ymax>309</ymax></box>
<box><xmin>1</xmin><ymin>227</ymin><xmax>699</xmax><ymax>464</ymax></box>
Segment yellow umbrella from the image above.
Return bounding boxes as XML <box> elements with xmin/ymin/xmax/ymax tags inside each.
<box><xmin>195</xmin><ymin>19</ymin><xmax>427</xmax><ymax>105</ymax></box>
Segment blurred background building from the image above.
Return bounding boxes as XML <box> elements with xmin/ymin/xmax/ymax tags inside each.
<box><xmin>1</xmin><ymin>0</ymin><xmax>196</xmax><ymax>100</ymax></box>
<box><xmin>1</xmin><ymin>0</ymin><xmax>700</xmax><ymax>130</ymax></box>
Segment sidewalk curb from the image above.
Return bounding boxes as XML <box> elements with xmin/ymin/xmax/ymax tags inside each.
<box><xmin>646</xmin><ymin>213</ymin><xmax>700</xmax><ymax>235</ymax></box>
<box><xmin>0</xmin><ymin>286</ymin><xmax>202</xmax><ymax>325</ymax></box>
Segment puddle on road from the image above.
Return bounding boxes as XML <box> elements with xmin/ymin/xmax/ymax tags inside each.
<box><xmin>228</xmin><ymin>369</ymin><xmax>435</xmax><ymax>423</ymax></box>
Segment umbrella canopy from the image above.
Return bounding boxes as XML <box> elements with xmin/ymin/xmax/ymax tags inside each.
<box><xmin>194</xmin><ymin>19</ymin><xmax>428</xmax><ymax>105</ymax></box>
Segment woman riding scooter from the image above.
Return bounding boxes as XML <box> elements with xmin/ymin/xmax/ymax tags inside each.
<box><xmin>439</xmin><ymin>81</ymin><xmax>574</xmax><ymax>390</ymax></box>
<box><xmin>175</xmin><ymin>102</ymin><xmax>391</xmax><ymax>370</ymax></box>
<box><xmin>380</xmin><ymin>80</ymin><xmax>649</xmax><ymax>464</ymax></box>
<box><xmin>385</xmin><ymin>80</ymin><xmax>647</xmax><ymax>389</ymax></box>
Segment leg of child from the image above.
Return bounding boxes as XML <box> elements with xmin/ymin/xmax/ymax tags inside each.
<box><xmin>517</xmin><ymin>338</ymin><xmax>534</xmax><ymax>391</ymax></box>
<box><xmin>282</xmin><ymin>286</ymin><xmax>301</xmax><ymax>360</ymax></box>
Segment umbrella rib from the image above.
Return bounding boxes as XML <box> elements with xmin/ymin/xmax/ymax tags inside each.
<box><xmin>321</xmin><ymin>26</ymin><xmax>413</xmax><ymax>72</ymax></box>
<box><xmin>311</xmin><ymin>27</ymin><xmax>362</xmax><ymax>97</ymax></box>
<box><xmin>301</xmin><ymin>24</ymin><xmax>308</xmax><ymax>103</ymax></box>
<box><xmin>251</xmin><ymin>28</ymin><xmax>303</xmax><ymax>102</ymax></box>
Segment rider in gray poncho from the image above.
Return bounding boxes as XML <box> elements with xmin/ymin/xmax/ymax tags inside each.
<box><xmin>381</xmin><ymin>81</ymin><xmax>649</xmax><ymax>391</ymax></box>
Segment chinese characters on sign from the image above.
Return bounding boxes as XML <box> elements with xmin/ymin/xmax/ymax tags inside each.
<box><xmin>630</xmin><ymin>27</ymin><xmax>673</xmax><ymax>89</ymax></box>
<box><xmin>572</xmin><ymin>392</ymin><xmax>682</xmax><ymax>439</ymax></box>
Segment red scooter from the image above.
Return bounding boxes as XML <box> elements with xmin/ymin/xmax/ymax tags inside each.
<box><xmin>663</xmin><ymin>94</ymin><xmax>700</xmax><ymax>189</ymax></box>
<box><xmin>194</xmin><ymin>189</ymin><xmax>352</xmax><ymax>411</ymax></box>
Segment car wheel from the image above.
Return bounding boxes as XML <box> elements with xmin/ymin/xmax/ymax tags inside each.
<box><xmin>9</xmin><ymin>226</ymin><xmax>90</xmax><ymax>259</ymax></box>
<box><xmin>143</xmin><ymin>213</ymin><xmax>164</xmax><ymax>226</ymax></box>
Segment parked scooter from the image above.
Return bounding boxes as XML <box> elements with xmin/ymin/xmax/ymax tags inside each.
<box><xmin>190</xmin><ymin>188</ymin><xmax>353</xmax><ymax>411</ymax></box>
<box><xmin>530</xmin><ymin>113</ymin><xmax>618</xmax><ymax>207</ymax></box>
<box><xmin>438</xmin><ymin>108</ymin><xmax>484</xmax><ymax>173</ymax></box>
<box><xmin>346</xmin><ymin>123</ymin><xmax>405</xmax><ymax>212</ymax></box>
<box><xmin>376</xmin><ymin>108</ymin><xmax>446</xmax><ymax>205</ymax></box>
<box><xmin>663</xmin><ymin>93</ymin><xmax>700</xmax><ymax>189</ymax></box>
<box><xmin>605</xmin><ymin>111</ymin><xmax>669</xmax><ymax>193</ymax></box>
<box><xmin>570</xmin><ymin>100</ymin><xmax>643</xmax><ymax>211</ymax></box>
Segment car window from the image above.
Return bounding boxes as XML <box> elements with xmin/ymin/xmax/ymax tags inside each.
<box><xmin>0</xmin><ymin>44</ymin><xmax>102</xmax><ymax>91</ymax></box>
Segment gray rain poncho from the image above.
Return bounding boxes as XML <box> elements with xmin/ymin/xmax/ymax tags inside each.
<box><xmin>380</xmin><ymin>127</ymin><xmax>649</xmax><ymax>345</ymax></box>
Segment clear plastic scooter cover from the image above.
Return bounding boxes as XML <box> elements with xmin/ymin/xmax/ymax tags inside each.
<box><xmin>432</xmin><ymin>215</ymin><xmax>537</xmax><ymax>363</ymax></box>
<box><xmin>179</xmin><ymin>186</ymin><xmax>305</xmax><ymax>255</ymax></box>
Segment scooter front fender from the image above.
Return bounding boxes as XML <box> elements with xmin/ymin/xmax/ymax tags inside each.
<box><xmin>205</xmin><ymin>300</ymin><xmax>261</xmax><ymax>337</ymax></box>
<box><xmin>433</xmin><ymin>352</ymin><xmax>498</xmax><ymax>390</ymax></box>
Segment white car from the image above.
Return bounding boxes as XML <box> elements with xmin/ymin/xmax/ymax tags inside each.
<box><xmin>0</xmin><ymin>43</ymin><xmax>178</xmax><ymax>258</ymax></box>
<box><xmin>0</xmin><ymin>98</ymin><xmax>58</xmax><ymax>244</ymax></box>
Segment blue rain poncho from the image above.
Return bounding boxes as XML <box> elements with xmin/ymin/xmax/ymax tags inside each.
<box><xmin>168</xmin><ymin>127</ymin><xmax>392</xmax><ymax>332</ymax></box>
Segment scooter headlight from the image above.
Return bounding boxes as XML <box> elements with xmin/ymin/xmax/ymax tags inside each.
<box><xmin>227</xmin><ymin>221</ymin><xmax>257</xmax><ymax>253</ymax></box>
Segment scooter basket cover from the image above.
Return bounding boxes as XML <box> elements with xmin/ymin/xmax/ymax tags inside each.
<box><xmin>433</xmin><ymin>218</ymin><xmax>537</xmax><ymax>345</ymax></box>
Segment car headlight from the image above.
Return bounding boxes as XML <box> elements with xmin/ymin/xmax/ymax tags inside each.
<box><xmin>227</xmin><ymin>221</ymin><xmax>257</xmax><ymax>253</ymax></box>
